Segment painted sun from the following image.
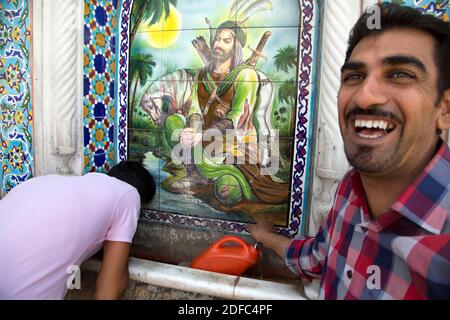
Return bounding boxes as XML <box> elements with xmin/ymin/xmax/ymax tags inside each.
<box><xmin>141</xmin><ymin>4</ymin><xmax>182</xmax><ymax>49</ymax></box>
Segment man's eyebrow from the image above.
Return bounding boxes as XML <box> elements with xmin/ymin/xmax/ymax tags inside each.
<box><xmin>340</xmin><ymin>61</ymin><xmax>365</xmax><ymax>73</ymax></box>
<box><xmin>382</xmin><ymin>55</ymin><xmax>427</xmax><ymax>72</ymax></box>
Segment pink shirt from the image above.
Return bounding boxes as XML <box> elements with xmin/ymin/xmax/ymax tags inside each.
<box><xmin>0</xmin><ymin>173</ymin><xmax>141</xmax><ymax>299</ymax></box>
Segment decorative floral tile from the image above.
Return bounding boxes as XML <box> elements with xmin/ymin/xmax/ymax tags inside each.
<box><xmin>0</xmin><ymin>0</ymin><xmax>33</xmax><ymax>197</ymax></box>
<box><xmin>83</xmin><ymin>0</ymin><xmax>118</xmax><ymax>173</ymax></box>
<box><xmin>396</xmin><ymin>0</ymin><xmax>449</xmax><ymax>21</ymax></box>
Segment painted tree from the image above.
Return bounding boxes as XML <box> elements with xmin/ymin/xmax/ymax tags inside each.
<box><xmin>273</xmin><ymin>45</ymin><xmax>298</xmax><ymax>135</ymax></box>
<box><xmin>129</xmin><ymin>0</ymin><xmax>178</xmax><ymax>48</ymax></box>
<box><xmin>274</xmin><ymin>45</ymin><xmax>298</xmax><ymax>73</ymax></box>
<box><xmin>129</xmin><ymin>47</ymin><xmax>156</xmax><ymax>128</ymax></box>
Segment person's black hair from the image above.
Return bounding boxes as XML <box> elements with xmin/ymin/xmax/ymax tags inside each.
<box><xmin>107</xmin><ymin>161</ymin><xmax>156</xmax><ymax>204</ymax></box>
<box><xmin>345</xmin><ymin>2</ymin><xmax>450</xmax><ymax>101</ymax></box>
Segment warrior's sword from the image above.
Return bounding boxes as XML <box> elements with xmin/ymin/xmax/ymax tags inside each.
<box><xmin>245</xmin><ymin>31</ymin><xmax>272</xmax><ymax>67</ymax></box>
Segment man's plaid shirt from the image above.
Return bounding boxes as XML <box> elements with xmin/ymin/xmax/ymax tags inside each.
<box><xmin>285</xmin><ymin>142</ymin><xmax>450</xmax><ymax>299</ymax></box>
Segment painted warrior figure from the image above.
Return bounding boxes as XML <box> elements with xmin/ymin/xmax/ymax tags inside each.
<box><xmin>160</xmin><ymin>20</ymin><xmax>288</xmax><ymax>206</ymax></box>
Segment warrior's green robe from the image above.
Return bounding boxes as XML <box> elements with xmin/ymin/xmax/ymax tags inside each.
<box><xmin>164</xmin><ymin>65</ymin><xmax>288</xmax><ymax>204</ymax></box>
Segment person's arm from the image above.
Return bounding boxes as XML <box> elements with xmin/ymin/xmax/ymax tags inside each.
<box><xmin>247</xmin><ymin>217</ymin><xmax>292</xmax><ymax>258</ymax></box>
<box><xmin>248</xmin><ymin>207</ymin><xmax>337</xmax><ymax>281</ymax></box>
<box><xmin>94</xmin><ymin>241</ymin><xmax>130</xmax><ymax>300</ymax></box>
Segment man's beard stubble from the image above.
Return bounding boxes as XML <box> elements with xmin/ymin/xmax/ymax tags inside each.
<box><xmin>344</xmin><ymin>140</ymin><xmax>402</xmax><ymax>174</ymax></box>
<box><xmin>343</xmin><ymin>105</ymin><xmax>404</xmax><ymax>173</ymax></box>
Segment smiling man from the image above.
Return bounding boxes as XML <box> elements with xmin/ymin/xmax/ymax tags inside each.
<box><xmin>248</xmin><ymin>3</ymin><xmax>450</xmax><ymax>299</ymax></box>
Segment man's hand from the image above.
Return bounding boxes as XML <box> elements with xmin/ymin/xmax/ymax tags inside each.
<box><xmin>247</xmin><ymin>217</ymin><xmax>292</xmax><ymax>259</ymax></box>
<box><xmin>247</xmin><ymin>216</ymin><xmax>276</xmax><ymax>243</ymax></box>
<box><xmin>180</xmin><ymin>127</ymin><xmax>202</xmax><ymax>146</ymax></box>
<box><xmin>94</xmin><ymin>241</ymin><xmax>130</xmax><ymax>300</ymax></box>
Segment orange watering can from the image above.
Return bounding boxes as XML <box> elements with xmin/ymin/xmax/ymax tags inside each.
<box><xmin>191</xmin><ymin>236</ymin><xmax>261</xmax><ymax>276</ymax></box>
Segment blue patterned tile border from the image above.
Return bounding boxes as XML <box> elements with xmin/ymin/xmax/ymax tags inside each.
<box><xmin>115</xmin><ymin>0</ymin><xmax>131</xmax><ymax>162</ymax></box>
<box><xmin>83</xmin><ymin>0</ymin><xmax>118</xmax><ymax>173</ymax></box>
<box><xmin>0</xmin><ymin>0</ymin><xmax>33</xmax><ymax>197</ymax></box>
<box><xmin>288</xmin><ymin>0</ymin><xmax>318</xmax><ymax>237</ymax></box>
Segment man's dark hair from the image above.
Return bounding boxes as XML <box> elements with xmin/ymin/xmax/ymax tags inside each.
<box><xmin>345</xmin><ymin>2</ymin><xmax>450</xmax><ymax>101</ymax></box>
<box><xmin>107</xmin><ymin>161</ymin><xmax>156</xmax><ymax>204</ymax></box>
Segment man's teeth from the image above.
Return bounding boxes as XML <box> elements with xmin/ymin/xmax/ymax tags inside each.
<box><xmin>358</xmin><ymin>132</ymin><xmax>384</xmax><ymax>139</ymax></box>
<box><xmin>354</xmin><ymin>119</ymin><xmax>393</xmax><ymax>130</ymax></box>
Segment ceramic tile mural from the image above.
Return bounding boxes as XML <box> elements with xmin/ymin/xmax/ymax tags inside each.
<box><xmin>87</xmin><ymin>0</ymin><xmax>447</xmax><ymax>235</ymax></box>
<box><xmin>116</xmin><ymin>0</ymin><xmax>319</xmax><ymax>237</ymax></box>
<box><xmin>83</xmin><ymin>0</ymin><xmax>118</xmax><ymax>173</ymax></box>
<box><xmin>394</xmin><ymin>0</ymin><xmax>449</xmax><ymax>20</ymax></box>
<box><xmin>0</xmin><ymin>0</ymin><xmax>33</xmax><ymax>197</ymax></box>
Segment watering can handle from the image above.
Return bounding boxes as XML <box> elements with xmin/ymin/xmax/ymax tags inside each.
<box><xmin>212</xmin><ymin>236</ymin><xmax>250</xmax><ymax>254</ymax></box>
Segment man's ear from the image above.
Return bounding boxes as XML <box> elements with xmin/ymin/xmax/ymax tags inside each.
<box><xmin>437</xmin><ymin>89</ymin><xmax>450</xmax><ymax>131</ymax></box>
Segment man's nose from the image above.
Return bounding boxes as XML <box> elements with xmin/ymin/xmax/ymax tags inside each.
<box><xmin>352</xmin><ymin>75</ymin><xmax>388</xmax><ymax>109</ymax></box>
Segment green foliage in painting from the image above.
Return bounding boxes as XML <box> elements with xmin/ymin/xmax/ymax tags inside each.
<box><xmin>278</xmin><ymin>78</ymin><xmax>296</xmax><ymax>105</ymax></box>
<box><xmin>274</xmin><ymin>45</ymin><xmax>297</xmax><ymax>73</ymax></box>
<box><xmin>273</xmin><ymin>46</ymin><xmax>298</xmax><ymax>136</ymax></box>
<box><xmin>130</xmin><ymin>0</ymin><xmax>178</xmax><ymax>47</ymax></box>
<box><xmin>129</xmin><ymin>45</ymin><xmax>156</xmax><ymax>128</ymax></box>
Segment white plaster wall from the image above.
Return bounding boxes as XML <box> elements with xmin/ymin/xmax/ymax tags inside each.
<box><xmin>32</xmin><ymin>0</ymin><xmax>84</xmax><ymax>176</ymax></box>
<box><xmin>362</xmin><ymin>0</ymin><xmax>378</xmax><ymax>9</ymax></box>
<box><xmin>303</xmin><ymin>0</ymin><xmax>363</xmax><ymax>300</ymax></box>
<box><xmin>307</xmin><ymin>0</ymin><xmax>362</xmax><ymax>238</ymax></box>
